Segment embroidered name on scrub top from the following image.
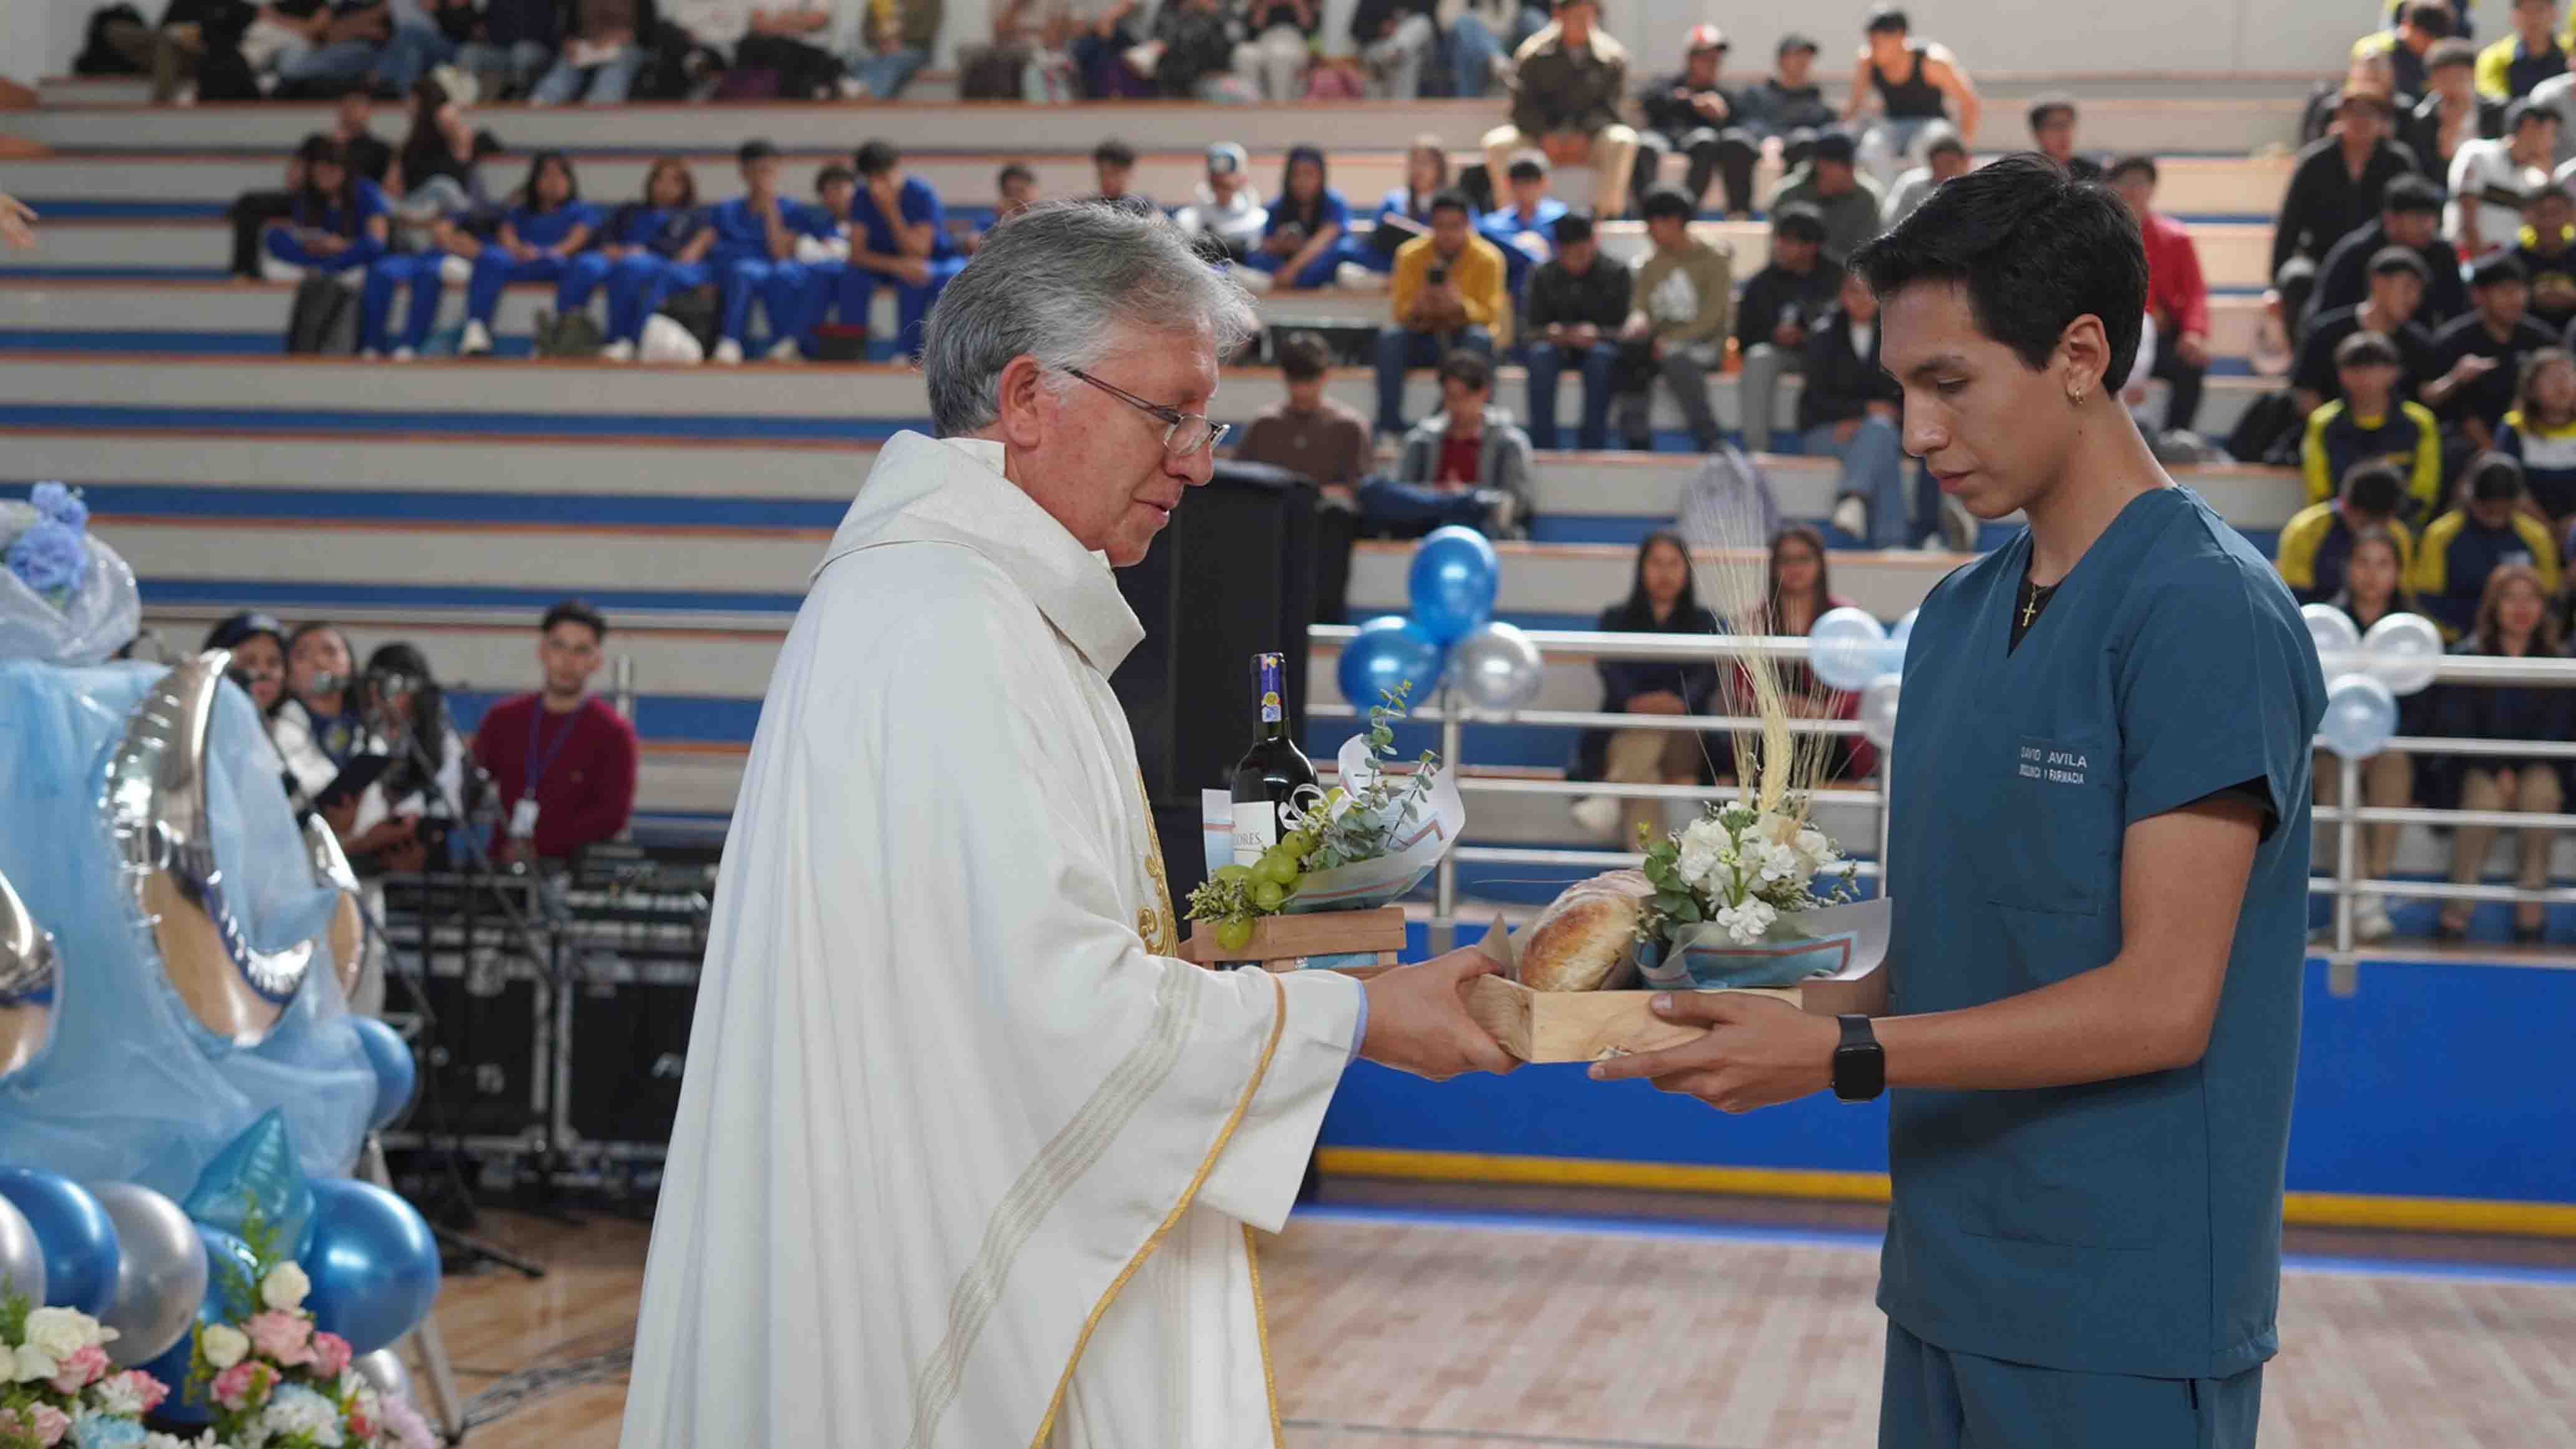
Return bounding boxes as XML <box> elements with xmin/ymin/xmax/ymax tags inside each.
<box><xmin>2016</xmin><ymin>739</ymin><xmax>2090</xmax><ymax>784</ymax></box>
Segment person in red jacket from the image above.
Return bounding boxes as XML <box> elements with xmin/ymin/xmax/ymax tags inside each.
<box><xmin>2109</xmin><ymin>154</ymin><xmax>2212</xmax><ymax>435</ymax></box>
<box><xmin>471</xmin><ymin>599</ymin><xmax>639</xmax><ymax>865</ymax></box>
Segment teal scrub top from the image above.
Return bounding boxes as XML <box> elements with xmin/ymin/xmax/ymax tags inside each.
<box><xmin>1877</xmin><ymin>485</ymin><xmax>2328</xmax><ymax>1381</ymax></box>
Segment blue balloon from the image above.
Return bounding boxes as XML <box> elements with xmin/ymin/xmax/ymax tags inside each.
<box><xmin>0</xmin><ymin>1167</ymin><xmax>118</xmax><ymax>1315</ymax></box>
<box><xmin>1338</xmin><ymin>615</ymin><xmax>1445</xmax><ymax>707</ymax></box>
<box><xmin>135</xmin><ymin>1224</ymin><xmax>261</xmax><ymax>1427</ymax></box>
<box><xmin>1880</xmin><ymin>608</ymin><xmax>1919</xmax><ymax>675</ymax></box>
<box><xmin>182</xmin><ymin>1109</ymin><xmax>316</xmax><ymax>1265</ymax></box>
<box><xmin>2320</xmin><ymin>673</ymin><xmax>2399</xmax><ymax>759</ymax></box>
<box><xmin>303</xmin><ymin>1177</ymin><xmax>439</xmax><ymax>1355</ymax></box>
<box><xmin>1405</xmin><ymin>526</ymin><xmax>1499</xmax><ymax>645</ymax></box>
<box><xmin>1807</xmin><ymin>606</ymin><xmax>1890</xmax><ymax>693</ymax></box>
<box><xmin>348</xmin><ymin>1017</ymin><xmax>417</xmax><ymax>1132</ymax></box>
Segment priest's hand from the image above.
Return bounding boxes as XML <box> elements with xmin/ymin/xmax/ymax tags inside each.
<box><xmin>1358</xmin><ymin>947</ymin><xmax>1520</xmax><ymax>1081</ymax></box>
<box><xmin>1584</xmin><ymin>992</ymin><xmax>1836</xmax><ymax>1112</ymax></box>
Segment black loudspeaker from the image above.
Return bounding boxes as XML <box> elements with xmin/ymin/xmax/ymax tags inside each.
<box><xmin>1113</xmin><ymin>461</ymin><xmax>1318</xmax><ymax>906</ymax></box>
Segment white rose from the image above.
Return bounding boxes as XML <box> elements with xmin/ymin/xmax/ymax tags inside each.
<box><xmin>259</xmin><ymin>1262</ymin><xmax>311</xmax><ymax>1313</ymax></box>
<box><xmin>199</xmin><ymin>1323</ymin><xmax>250</xmax><ymax>1370</ymax></box>
<box><xmin>22</xmin><ymin>1306</ymin><xmax>95</xmax><ymax>1360</ymax></box>
<box><xmin>1715</xmin><ymin>900</ymin><xmax>1778</xmax><ymax>947</ymax></box>
<box><xmin>12</xmin><ymin>1344</ymin><xmax>56</xmax><ymax>1383</ymax></box>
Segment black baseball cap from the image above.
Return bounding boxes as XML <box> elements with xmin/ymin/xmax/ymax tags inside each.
<box><xmin>1777</xmin><ymin>32</ymin><xmax>1819</xmax><ymax>57</ymax></box>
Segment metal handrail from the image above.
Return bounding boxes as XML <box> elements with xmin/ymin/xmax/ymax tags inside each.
<box><xmin>1308</xmin><ymin>624</ymin><xmax>2576</xmax><ymax>964</ymax></box>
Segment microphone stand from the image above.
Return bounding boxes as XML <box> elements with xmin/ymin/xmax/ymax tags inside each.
<box><xmin>373</xmin><ymin>701</ymin><xmax>570</xmax><ymax>1272</ymax></box>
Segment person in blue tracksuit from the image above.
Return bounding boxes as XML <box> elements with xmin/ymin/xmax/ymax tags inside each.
<box><xmin>703</xmin><ymin>138</ymin><xmax>809</xmax><ymax>365</ymax></box>
<box><xmin>457</xmin><ymin>150</ymin><xmax>600</xmax><ymax>358</ymax></box>
<box><xmin>1592</xmin><ymin>156</ymin><xmax>2326</xmax><ymax>1449</ymax></box>
<box><xmin>811</xmin><ymin>140</ymin><xmax>968</xmax><ymax>361</ymax></box>
<box><xmin>266</xmin><ymin>134</ymin><xmax>391</xmax><ymax>277</ymax></box>
<box><xmin>560</xmin><ymin>157</ymin><xmax>714</xmax><ymax>363</ymax></box>
<box><xmin>1476</xmin><ymin>151</ymin><xmax>1569</xmax><ymax>299</ymax></box>
<box><xmin>1243</xmin><ymin>145</ymin><xmax>1352</xmax><ymax>291</ymax></box>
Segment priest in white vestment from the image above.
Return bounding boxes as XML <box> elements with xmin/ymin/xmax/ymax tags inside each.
<box><xmin>620</xmin><ymin>202</ymin><xmax>1516</xmax><ymax>1449</ymax></box>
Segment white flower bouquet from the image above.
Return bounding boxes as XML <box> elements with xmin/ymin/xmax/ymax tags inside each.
<box><xmin>0</xmin><ymin>1295</ymin><xmax>165</xmax><ymax>1449</ymax></box>
<box><xmin>1634</xmin><ymin>803</ymin><xmax>1868</xmax><ymax>990</ymax></box>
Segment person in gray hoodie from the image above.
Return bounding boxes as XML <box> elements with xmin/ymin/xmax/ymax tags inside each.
<box><xmin>1362</xmin><ymin>349</ymin><xmax>1536</xmax><ymax>537</ymax></box>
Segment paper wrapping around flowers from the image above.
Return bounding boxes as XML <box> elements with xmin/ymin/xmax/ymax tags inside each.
<box><xmin>0</xmin><ymin>501</ymin><xmax>140</xmax><ymax>668</ymax></box>
<box><xmin>1637</xmin><ymin>897</ymin><xmax>1891</xmax><ymax>992</ymax></box>
<box><xmin>1281</xmin><ymin>733</ymin><xmax>1467</xmax><ymax>914</ymax></box>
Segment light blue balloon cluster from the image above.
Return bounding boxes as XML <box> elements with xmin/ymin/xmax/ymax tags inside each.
<box><xmin>2305</xmin><ymin>603</ymin><xmax>2444</xmax><ymax>759</ymax></box>
<box><xmin>1337</xmin><ymin>526</ymin><xmax>1541</xmax><ymax>710</ymax></box>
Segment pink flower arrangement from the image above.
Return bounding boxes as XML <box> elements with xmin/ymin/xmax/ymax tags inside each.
<box><xmin>42</xmin><ymin>1345</ymin><xmax>105</xmax><ymax>1397</ymax></box>
<box><xmin>22</xmin><ymin>1403</ymin><xmax>64</xmax><ymax>1449</ymax></box>
<box><xmin>308</xmin><ymin>1331</ymin><xmax>353</xmax><ymax>1380</ymax></box>
<box><xmin>0</xmin><ymin>1295</ymin><xmax>159</xmax><ymax>1449</ymax></box>
<box><xmin>210</xmin><ymin>1360</ymin><xmax>270</xmax><ymax>1413</ymax></box>
<box><xmin>242</xmin><ymin>1310</ymin><xmax>313</xmax><ymax>1368</ymax></box>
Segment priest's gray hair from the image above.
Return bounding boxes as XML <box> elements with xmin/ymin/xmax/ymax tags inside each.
<box><xmin>921</xmin><ymin>200</ymin><xmax>1259</xmax><ymax>437</ymax></box>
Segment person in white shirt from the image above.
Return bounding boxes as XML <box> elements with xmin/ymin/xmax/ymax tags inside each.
<box><xmin>1176</xmin><ymin>142</ymin><xmax>1271</xmax><ymax>264</ymax></box>
<box><xmin>2452</xmin><ymin>99</ymin><xmax>2561</xmax><ymax>258</ymax></box>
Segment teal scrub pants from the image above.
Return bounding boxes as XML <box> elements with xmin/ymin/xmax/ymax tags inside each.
<box><xmin>1880</xmin><ymin>1322</ymin><xmax>2263</xmax><ymax>1449</ymax></box>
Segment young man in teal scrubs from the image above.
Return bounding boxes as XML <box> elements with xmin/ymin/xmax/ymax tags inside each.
<box><xmin>1592</xmin><ymin>154</ymin><xmax>2328</xmax><ymax>1447</ymax></box>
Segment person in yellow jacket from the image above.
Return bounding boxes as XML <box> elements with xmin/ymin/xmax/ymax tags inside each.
<box><xmin>2301</xmin><ymin>329</ymin><xmax>2443</xmax><ymax>517</ymax></box>
<box><xmin>2411</xmin><ymin>452</ymin><xmax>2564</xmax><ymax>636</ymax></box>
<box><xmin>1375</xmin><ymin>190</ymin><xmax>1510</xmax><ymax>433</ymax></box>
<box><xmin>2278</xmin><ymin>459</ymin><xmax>2418</xmax><ymax>604</ymax></box>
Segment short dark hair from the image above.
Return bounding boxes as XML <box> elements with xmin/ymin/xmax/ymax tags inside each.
<box><xmin>2106</xmin><ymin>154</ymin><xmax>2159</xmax><ymax>185</ymax></box>
<box><xmin>1849</xmin><ymin>154</ymin><xmax>2148</xmax><ymax>397</ymax></box>
<box><xmin>816</xmin><ymin>163</ymin><xmax>856</xmax><ymax>191</ymax></box>
<box><xmin>1925</xmin><ymin>130</ymin><xmax>1969</xmax><ymax>162</ymax></box>
<box><xmin>2426</xmin><ymin>36</ymin><xmax>2477</xmax><ymax>71</ymax></box>
<box><xmin>2527</xmin><ymin>180</ymin><xmax>2573</xmax><ymax>209</ymax></box>
<box><xmin>855</xmin><ymin>139</ymin><xmax>899</xmax><ymax>176</ymax></box>
<box><xmin>998</xmin><ymin>161</ymin><xmax>1035</xmax><ymax>189</ymax></box>
<box><xmin>2341</xmin><ymin>461</ymin><xmax>2404</xmax><ymax>517</ymax></box>
<box><xmin>1812</xmin><ymin>129</ymin><xmax>1859</xmax><ymax>165</ymax></box>
<box><xmin>2027</xmin><ymin>94</ymin><xmax>2077</xmax><ymax>132</ymax></box>
<box><xmin>2507</xmin><ymin>99</ymin><xmax>2558</xmax><ymax>135</ymax></box>
<box><xmin>2470</xmin><ymin>451</ymin><xmax>2529</xmax><ymax>502</ymax></box>
<box><xmin>737</xmin><ymin>138</ymin><xmax>778</xmax><ymax>167</ymax></box>
<box><xmin>2383</xmin><ymin>173</ymin><xmax>2444</xmax><ymax>216</ymax></box>
<box><xmin>1277</xmin><ymin>330</ymin><xmax>1333</xmax><ymax>379</ymax></box>
<box><xmin>2368</xmin><ymin>245</ymin><xmax>2431</xmax><ymax>283</ymax></box>
<box><xmin>2335</xmin><ymin>329</ymin><xmax>2401</xmax><ymax>370</ymax></box>
<box><xmin>1772</xmin><ymin>201</ymin><xmax>1828</xmax><ymax>243</ymax></box>
<box><xmin>2404</xmin><ymin>0</ymin><xmax>2456</xmax><ymax>37</ymax></box>
<box><xmin>1865</xmin><ymin>5</ymin><xmax>1909</xmax><ymax>35</ymax></box>
<box><xmin>1093</xmin><ymin>139</ymin><xmax>1138</xmax><ymax>168</ymax></box>
<box><xmin>1506</xmin><ymin>154</ymin><xmax>1548</xmax><ymax>182</ymax></box>
<box><xmin>1640</xmin><ymin>184</ymin><xmax>1696</xmax><ymax>222</ymax></box>
<box><xmin>542</xmin><ymin>599</ymin><xmax>608</xmax><ymax>642</ymax></box>
<box><xmin>2273</xmin><ymin>255</ymin><xmax>2318</xmax><ymax>292</ymax></box>
<box><xmin>2471</xmin><ymin>251</ymin><xmax>2530</xmax><ymax>288</ymax></box>
<box><xmin>1551</xmin><ymin>210</ymin><xmax>1595</xmax><ymax>245</ymax></box>
<box><xmin>1427</xmin><ymin>187</ymin><xmax>1475</xmax><ymax>219</ymax></box>
<box><xmin>1437</xmin><ymin>348</ymin><xmax>1493</xmax><ymax>393</ymax></box>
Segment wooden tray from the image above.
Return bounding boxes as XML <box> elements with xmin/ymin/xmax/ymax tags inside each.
<box><xmin>1176</xmin><ymin>905</ymin><xmax>1408</xmax><ymax>970</ymax></box>
<box><xmin>1462</xmin><ymin>972</ymin><xmax>1884</xmax><ymax>1064</ymax></box>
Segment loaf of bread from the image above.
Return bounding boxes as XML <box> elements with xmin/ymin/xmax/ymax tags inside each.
<box><xmin>1516</xmin><ymin>871</ymin><xmax>1651</xmax><ymax>992</ymax></box>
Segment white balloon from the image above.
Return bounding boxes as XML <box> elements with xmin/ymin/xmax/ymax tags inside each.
<box><xmin>0</xmin><ymin>1196</ymin><xmax>44</xmax><ymax>1307</ymax></box>
<box><xmin>2302</xmin><ymin>603</ymin><xmax>2361</xmax><ymax>674</ymax></box>
<box><xmin>1447</xmin><ymin>622</ymin><xmax>1546</xmax><ymax>711</ymax></box>
<box><xmin>84</xmin><ymin>1181</ymin><xmax>209</xmax><ymax>1366</ymax></box>
<box><xmin>2320</xmin><ymin>673</ymin><xmax>2399</xmax><ymax>758</ymax></box>
<box><xmin>1858</xmin><ymin>673</ymin><xmax>1903</xmax><ymax>751</ymax></box>
<box><xmin>1808</xmin><ymin>607</ymin><xmax>1889</xmax><ymax>693</ymax></box>
<box><xmin>2361</xmin><ymin>611</ymin><xmax>2443</xmax><ymax>697</ymax></box>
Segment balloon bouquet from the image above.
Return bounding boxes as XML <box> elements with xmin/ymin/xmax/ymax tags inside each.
<box><xmin>1803</xmin><ymin>605</ymin><xmax>1918</xmax><ymax>753</ymax></box>
<box><xmin>0</xmin><ymin>485</ymin><xmax>440</xmax><ymax>1441</ymax></box>
<box><xmin>1335</xmin><ymin>525</ymin><xmax>1544</xmax><ymax>710</ymax></box>
<box><xmin>2300</xmin><ymin>604</ymin><xmax>2444</xmax><ymax>758</ymax></box>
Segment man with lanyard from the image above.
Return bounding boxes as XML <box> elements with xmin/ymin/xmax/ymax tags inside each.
<box><xmin>471</xmin><ymin>600</ymin><xmax>640</xmax><ymax>867</ymax></box>
<box><xmin>1592</xmin><ymin>155</ymin><xmax>2326</xmax><ymax>1448</ymax></box>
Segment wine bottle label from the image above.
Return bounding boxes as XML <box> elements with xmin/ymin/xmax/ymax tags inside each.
<box><xmin>1256</xmin><ymin>652</ymin><xmax>1285</xmax><ymax>726</ymax></box>
<box><xmin>1231</xmin><ymin>802</ymin><xmax>1279</xmax><ymax>865</ymax></box>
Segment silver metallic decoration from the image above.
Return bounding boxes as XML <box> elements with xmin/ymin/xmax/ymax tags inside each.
<box><xmin>84</xmin><ymin>1181</ymin><xmax>210</xmax><ymax>1367</ymax></box>
<box><xmin>0</xmin><ymin>866</ymin><xmax>58</xmax><ymax>1078</ymax></box>
<box><xmin>105</xmin><ymin>650</ymin><xmax>311</xmax><ymax>1043</ymax></box>
<box><xmin>354</xmin><ymin>1347</ymin><xmax>412</xmax><ymax>1405</ymax></box>
<box><xmin>0</xmin><ymin>1196</ymin><xmax>45</xmax><ymax>1307</ymax></box>
<box><xmin>301</xmin><ymin>814</ymin><xmax>366</xmax><ymax>1002</ymax></box>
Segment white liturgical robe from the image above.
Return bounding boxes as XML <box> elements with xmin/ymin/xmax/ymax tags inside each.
<box><xmin>619</xmin><ymin>431</ymin><xmax>1365</xmax><ymax>1449</ymax></box>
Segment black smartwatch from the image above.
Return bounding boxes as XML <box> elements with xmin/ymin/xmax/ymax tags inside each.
<box><xmin>1832</xmin><ymin>1014</ymin><xmax>1885</xmax><ymax>1102</ymax></box>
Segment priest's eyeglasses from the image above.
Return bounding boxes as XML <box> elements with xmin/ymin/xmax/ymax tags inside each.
<box><xmin>1066</xmin><ymin>368</ymin><xmax>1231</xmax><ymax>457</ymax></box>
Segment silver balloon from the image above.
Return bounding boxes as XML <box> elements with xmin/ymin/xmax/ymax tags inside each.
<box><xmin>1858</xmin><ymin>673</ymin><xmax>1904</xmax><ymax>751</ymax></box>
<box><xmin>1448</xmin><ymin>621</ymin><xmax>1546</xmax><ymax>710</ymax></box>
<box><xmin>355</xmin><ymin>1347</ymin><xmax>411</xmax><ymax>1405</ymax></box>
<box><xmin>0</xmin><ymin>1195</ymin><xmax>44</xmax><ymax>1307</ymax></box>
<box><xmin>2301</xmin><ymin>603</ymin><xmax>2361</xmax><ymax>675</ymax></box>
<box><xmin>105</xmin><ymin>650</ymin><xmax>313</xmax><ymax>1045</ymax></box>
<box><xmin>301</xmin><ymin>814</ymin><xmax>366</xmax><ymax>1002</ymax></box>
<box><xmin>83</xmin><ymin>1181</ymin><xmax>208</xmax><ymax>1367</ymax></box>
<box><xmin>2361</xmin><ymin>611</ymin><xmax>2443</xmax><ymax>698</ymax></box>
<box><xmin>0</xmin><ymin>866</ymin><xmax>58</xmax><ymax>1078</ymax></box>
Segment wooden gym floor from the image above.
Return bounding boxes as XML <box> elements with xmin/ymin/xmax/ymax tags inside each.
<box><xmin>428</xmin><ymin>1193</ymin><xmax>2576</xmax><ymax>1448</ymax></box>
